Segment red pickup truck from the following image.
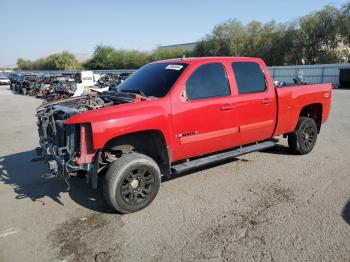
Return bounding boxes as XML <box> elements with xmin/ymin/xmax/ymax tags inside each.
<box><xmin>36</xmin><ymin>57</ymin><xmax>332</xmax><ymax>213</ymax></box>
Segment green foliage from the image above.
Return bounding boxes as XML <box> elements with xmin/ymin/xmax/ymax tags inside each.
<box><xmin>83</xmin><ymin>45</ymin><xmax>193</xmax><ymax>70</ymax></box>
<box><xmin>17</xmin><ymin>51</ymin><xmax>81</xmax><ymax>70</ymax></box>
<box><xmin>194</xmin><ymin>3</ymin><xmax>350</xmax><ymax>65</ymax></box>
<box><xmin>298</xmin><ymin>6</ymin><xmax>341</xmax><ymax>64</ymax></box>
<box><xmin>83</xmin><ymin>45</ymin><xmax>151</xmax><ymax>69</ymax></box>
<box><xmin>151</xmin><ymin>47</ymin><xmax>193</xmax><ymax>61</ymax></box>
<box><xmin>16</xmin><ymin>58</ymin><xmax>33</xmax><ymax>70</ymax></box>
<box><xmin>339</xmin><ymin>2</ymin><xmax>350</xmax><ymax>62</ymax></box>
<box><xmin>83</xmin><ymin>45</ymin><xmax>115</xmax><ymax>69</ymax></box>
<box><xmin>341</xmin><ymin>2</ymin><xmax>350</xmax><ymax>41</ymax></box>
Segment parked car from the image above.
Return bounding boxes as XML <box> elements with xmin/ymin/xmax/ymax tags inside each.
<box><xmin>10</xmin><ymin>73</ymin><xmax>23</xmax><ymax>92</ymax></box>
<box><xmin>35</xmin><ymin>57</ymin><xmax>332</xmax><ymax>213</ymax></box>
<box><xmin>0</xmin><ymin>74</ymin><xmax>11</xmax><ymax>85</ymax></box>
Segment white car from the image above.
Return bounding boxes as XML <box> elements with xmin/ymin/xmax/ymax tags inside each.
<box><xmin>0</xmin><ymin>75</ymin><xmax>10</xmax><ymax>85</ymax></box>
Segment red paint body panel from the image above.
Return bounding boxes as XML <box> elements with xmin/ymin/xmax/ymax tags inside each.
<box><xmin>273</xmin><ymin>83</ymin><xmax>332</xmax><ymax>136</ymax></box>
<box><xmin>75</xmin><ymin>124</ymin><xmax>95</xmax><ymax>164</ymax></box>
<box><xmin>65</xmin><ymin>57</ymin><xmax>332</xmax><ymax>164</ymax></box>
<box><xmin>66</xmin><ymin>98</ymin><xmax>174</xmax><ymax>153</ymax></box>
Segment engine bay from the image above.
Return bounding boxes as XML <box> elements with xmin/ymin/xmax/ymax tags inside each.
<box><xmin>36</xmin><ymin>91</ymin><xmax>142</xmax><ymax>114</ymax></box>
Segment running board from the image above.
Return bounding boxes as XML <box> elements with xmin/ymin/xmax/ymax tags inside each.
<box><xmin>171</xmin><ymin>140</ymin><xmax>277</xmax><ymax>174</ymax></box>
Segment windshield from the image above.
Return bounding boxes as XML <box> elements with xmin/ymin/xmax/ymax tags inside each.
<box><xmin>118</xmin><ymin>63</ymin><xmax>188</xmax><ymax>97</ymax></box>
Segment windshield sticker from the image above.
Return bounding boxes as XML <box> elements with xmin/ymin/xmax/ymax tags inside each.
<box><xmin>165</xmin><ymin>64</ymin><xmax>183</xmax><ymax>70</ymax></box>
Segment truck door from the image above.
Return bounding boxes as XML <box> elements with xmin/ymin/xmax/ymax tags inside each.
<box><xmin>231</xmin><ymin>61</ymin><xmax>276</xmax><ymax>145</ymax></box>
<box><xmin>171</xmin><ymin>62</ymin><xmax>238</xmax><ymax>161</ymax></box>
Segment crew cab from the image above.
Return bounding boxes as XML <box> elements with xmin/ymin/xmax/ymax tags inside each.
<box><xmin>36</xmin><ymin>57</ymin><xmax>332</xmax><ymax>213</ymax></box>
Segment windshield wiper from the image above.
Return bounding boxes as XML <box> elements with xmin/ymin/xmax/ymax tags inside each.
<box><xmin>119</xmin><ymin>89</ymin><xmax>147</xmax><ymax>98</ymax></box>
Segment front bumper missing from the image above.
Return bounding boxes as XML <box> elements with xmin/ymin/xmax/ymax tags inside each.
<box><xmin>35</xmin><ymin>145</ymin><xmax>98</xmax><ymax>189</ymax></box>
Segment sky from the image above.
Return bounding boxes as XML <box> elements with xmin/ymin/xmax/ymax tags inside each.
<box><xmin>0</xmin><ymin>0</ymin><xmax>348</xmax><ymax>66</ymax></box>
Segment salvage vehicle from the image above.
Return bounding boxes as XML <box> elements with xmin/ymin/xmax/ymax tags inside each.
<box><xmin>46</xmin><ymin>81</ymin><xmax>76</xmax><ymax>102</ymax></box>
<box><xmin>0</xmin><ymin>74</ymin><xmax>11</xmax><ymax>85</ymax></box>
<box><xmin>15</xmin><ymin>73</ymin><xmax>41</xmax><ymax>95</ymax></box>
<box><xmin>10</xmin><ymin>73</ymin><xmax>23</xmax><ymax>92</ymax></box>
<box><xmin>35</xmin><ymin>57</ymin><xmax>332</xmax><ymax>213</ymax></box>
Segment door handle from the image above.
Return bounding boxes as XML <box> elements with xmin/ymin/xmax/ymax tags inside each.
<box><xmin>262</xmin><ymin>98</ymin><xmax>273</xmax><ymax>104</ymax></box>
<box><xmin>220</xmin><ymin>104</ymin><xmax>235</xmax><ymax>110</ymax></box>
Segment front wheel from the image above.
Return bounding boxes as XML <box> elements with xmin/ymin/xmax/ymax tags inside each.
<box><xmin>288</xmin><ymin>117</ymin><xmax>318</xmax><ymax>155</ymax></box>
<box><xmin>103</xmin><ymin>152</ymin><xmax>161</xmax><ymax>213</ymax></box>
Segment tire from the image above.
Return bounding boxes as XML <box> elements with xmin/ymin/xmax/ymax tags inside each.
<box><xmin>103</xmin><ymin>152</ymin><xmax>161</xmax><ymax>213</ymax></box>
<box><xmin>288</xmin><ymin>117</ymin><xmax>318</xmax><ymax>155</ymax></box>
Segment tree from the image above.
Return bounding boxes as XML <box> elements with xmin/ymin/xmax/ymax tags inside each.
<box><xmin>299</xmin><ymin>6</ymin><xmax>341</xmax><ymax>64</ymax></box>
<box><xmin>341</xmin><ymin>2</ymin><xmax>350</xmax><ymax>42</ymax></box>
<box><xmin>17</xmin><ymin>52</ymin><xmax>81</xmax><ymax>70</ymax></box>
<box><xmin>194</xmin><ymin>4</ymin><xmax>349</xmax><ymax>66</ymax></box>
<box><xmin>194</xmin><ymin>19</ymin><xmax>245</xmax><ymax>56</ymax></box>
<box><xmin>16</xmin><ymin>58</ymin><xmax>32</xmax><ymax>70</ymax></box>
<box><xmin>84</xmin><ymin>45</ymin><xmax>115</xmax><ymax>69</ymax></box>
<box><xmin>193</xmin><ymin>19</ymin><xmax>288</xmax><ymax>65</ymax></box>
<box><xmin>339</xmin><ymin>1</ymin><xmax>350</xmax><ymax>62</ymax></box>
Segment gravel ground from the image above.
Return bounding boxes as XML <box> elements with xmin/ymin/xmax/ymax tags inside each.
<box><xmin>0</xmin><ymin>85</ymin><xmax>349</xmax><ymax>262</ymax></box>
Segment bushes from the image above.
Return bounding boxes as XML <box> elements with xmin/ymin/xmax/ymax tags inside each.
<box><xmin>17</xmin><ymin>51</ymin><xmax>81</xmax><ymax>70</ymax></box>
<box><xmin>83</xmin><ymin>45</ymin><xmax>191</xmax><ymax>70</ymax></box>
<box><xmin>194</xmin><ymin>3</ymin><xmax>350</xmax><ymax>65</ymax></box>
<box><xmin>16</xmin><ymin>46</ymin><xmax>191</xmax><ymax>70</ymax></box>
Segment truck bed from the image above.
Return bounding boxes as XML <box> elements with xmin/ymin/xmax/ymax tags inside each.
<box><xmin>274</xmin><ymin>84</ymin><xmax>332</xmax><ymax>136</ymax></box>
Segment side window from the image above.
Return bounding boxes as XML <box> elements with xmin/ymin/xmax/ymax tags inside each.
<box><xmin>186</xmin><ymin>63</ymin><xmax>230</xmax><ymax>100</ymax></box>
<box><xmin>232</xmin><ymin>62</ymin><xmax>266</xmax><ymax>94</ymax></box>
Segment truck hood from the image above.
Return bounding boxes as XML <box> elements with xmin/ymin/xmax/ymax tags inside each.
<box><xmin>36</xmin><ymin>91</ymin><xmax>147</xmax><ymax>119</ymax></box>
<box><xmin>64</xmin><ymin>95</ymin><xmax>163</xmax><ymax>125</ymax></box>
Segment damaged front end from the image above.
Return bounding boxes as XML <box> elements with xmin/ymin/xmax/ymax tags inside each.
<box><xmin>36</xmin><ymin>103</ymin><xmax>95</xmax><ymax>189</ymax></box>
<box><xmin>36</xmin><ymin>92</ymin><xmax>144</xmax><ymax>188</ymax></box>
<box><xmin>36</xmin><ymin>97</ymin><xmax>105</xmax><ymax>189</ymax></box>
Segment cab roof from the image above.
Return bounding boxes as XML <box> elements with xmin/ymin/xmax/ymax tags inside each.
<box><xmin>153</xmin><ymin>56</ymin><xmax>263</xmax><ymax>65</ymax></box>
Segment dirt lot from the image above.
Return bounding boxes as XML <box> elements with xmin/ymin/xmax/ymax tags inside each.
<box><xmin>0</xmin><ymin>85</ymin><xmax>349</xmax><ymax>262</ymax></box>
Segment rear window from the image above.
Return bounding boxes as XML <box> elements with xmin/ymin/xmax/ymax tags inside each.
<box><xmin>118</xmin><ymin>63</ymin><xmax>188</xmax><ymax>97</ymax></box>
<box><xmin>232</xmin><ymin>62</ymin><xmax>266</xmax><ymax>94</ymax></box>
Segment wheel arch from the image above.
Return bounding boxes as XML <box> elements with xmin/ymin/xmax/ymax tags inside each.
<box><xmin>103</xmin><ymin>129</ymin><xmax>171</xmax><ymax>178</ymax></box>
<box><xmin>299</xmin><ymin>103</ymin><xmax>323</xmax><ymax>132</ymax></box>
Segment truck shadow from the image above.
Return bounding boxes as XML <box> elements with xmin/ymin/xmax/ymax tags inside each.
<box><xmin>0</xmin><ymin>150</ymin><xmax>115</xmax><ymax>214</ymax></box>
<box><xmin>261</xmin><ymin>144</ymin><xmax>295</xmax><ymax>155</ymax></box>
<box><xmin>342</xmin><ymin>199</ymin><xmax>350</xmax><ymax>226</ymax></box>
<box><xmin>163</xmin><ymin>157</ymin><xmax>241</xmax><ymax>182</ymax></box>
<box><xmin>0</xmin><ymin>146</ymin><xmax>295</xmax><ymax>213</ymax></box>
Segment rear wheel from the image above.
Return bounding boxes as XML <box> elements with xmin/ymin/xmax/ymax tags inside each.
<box><xmin>288</xmin><ymin>117</ymin><xmax>318</xmax><ymax>155</ymax></box>
<box><xmin>103</xmin><ymin>152</ymin><xmax>161</xmax><ymax>213</ymax></box>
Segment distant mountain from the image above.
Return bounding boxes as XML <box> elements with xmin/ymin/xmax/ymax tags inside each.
<box><xmin>74</xmin><ymin>53</ymin><xmax>91</xmax><ymax>63</ymax></box>
<box><xmin>0</xmin><ymin>64</ymin><xmax>17</xmax><ymax>69</ymax></box>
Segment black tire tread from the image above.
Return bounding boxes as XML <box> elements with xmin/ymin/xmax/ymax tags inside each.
<box><xmin>103</xmin><ymin>152</ymin><xmax>160</xmax><ymax>213</ymax></box>
<box><xmin>288</xmin><ymin>117</ymin><xmax>317</xmax><ymax>155</ymax></box>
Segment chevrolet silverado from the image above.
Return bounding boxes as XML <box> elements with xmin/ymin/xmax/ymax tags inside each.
<box><xmin>36</xmin><ymin>57</ymin><xmax>332</xmax><ymax>213</ymax></box>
